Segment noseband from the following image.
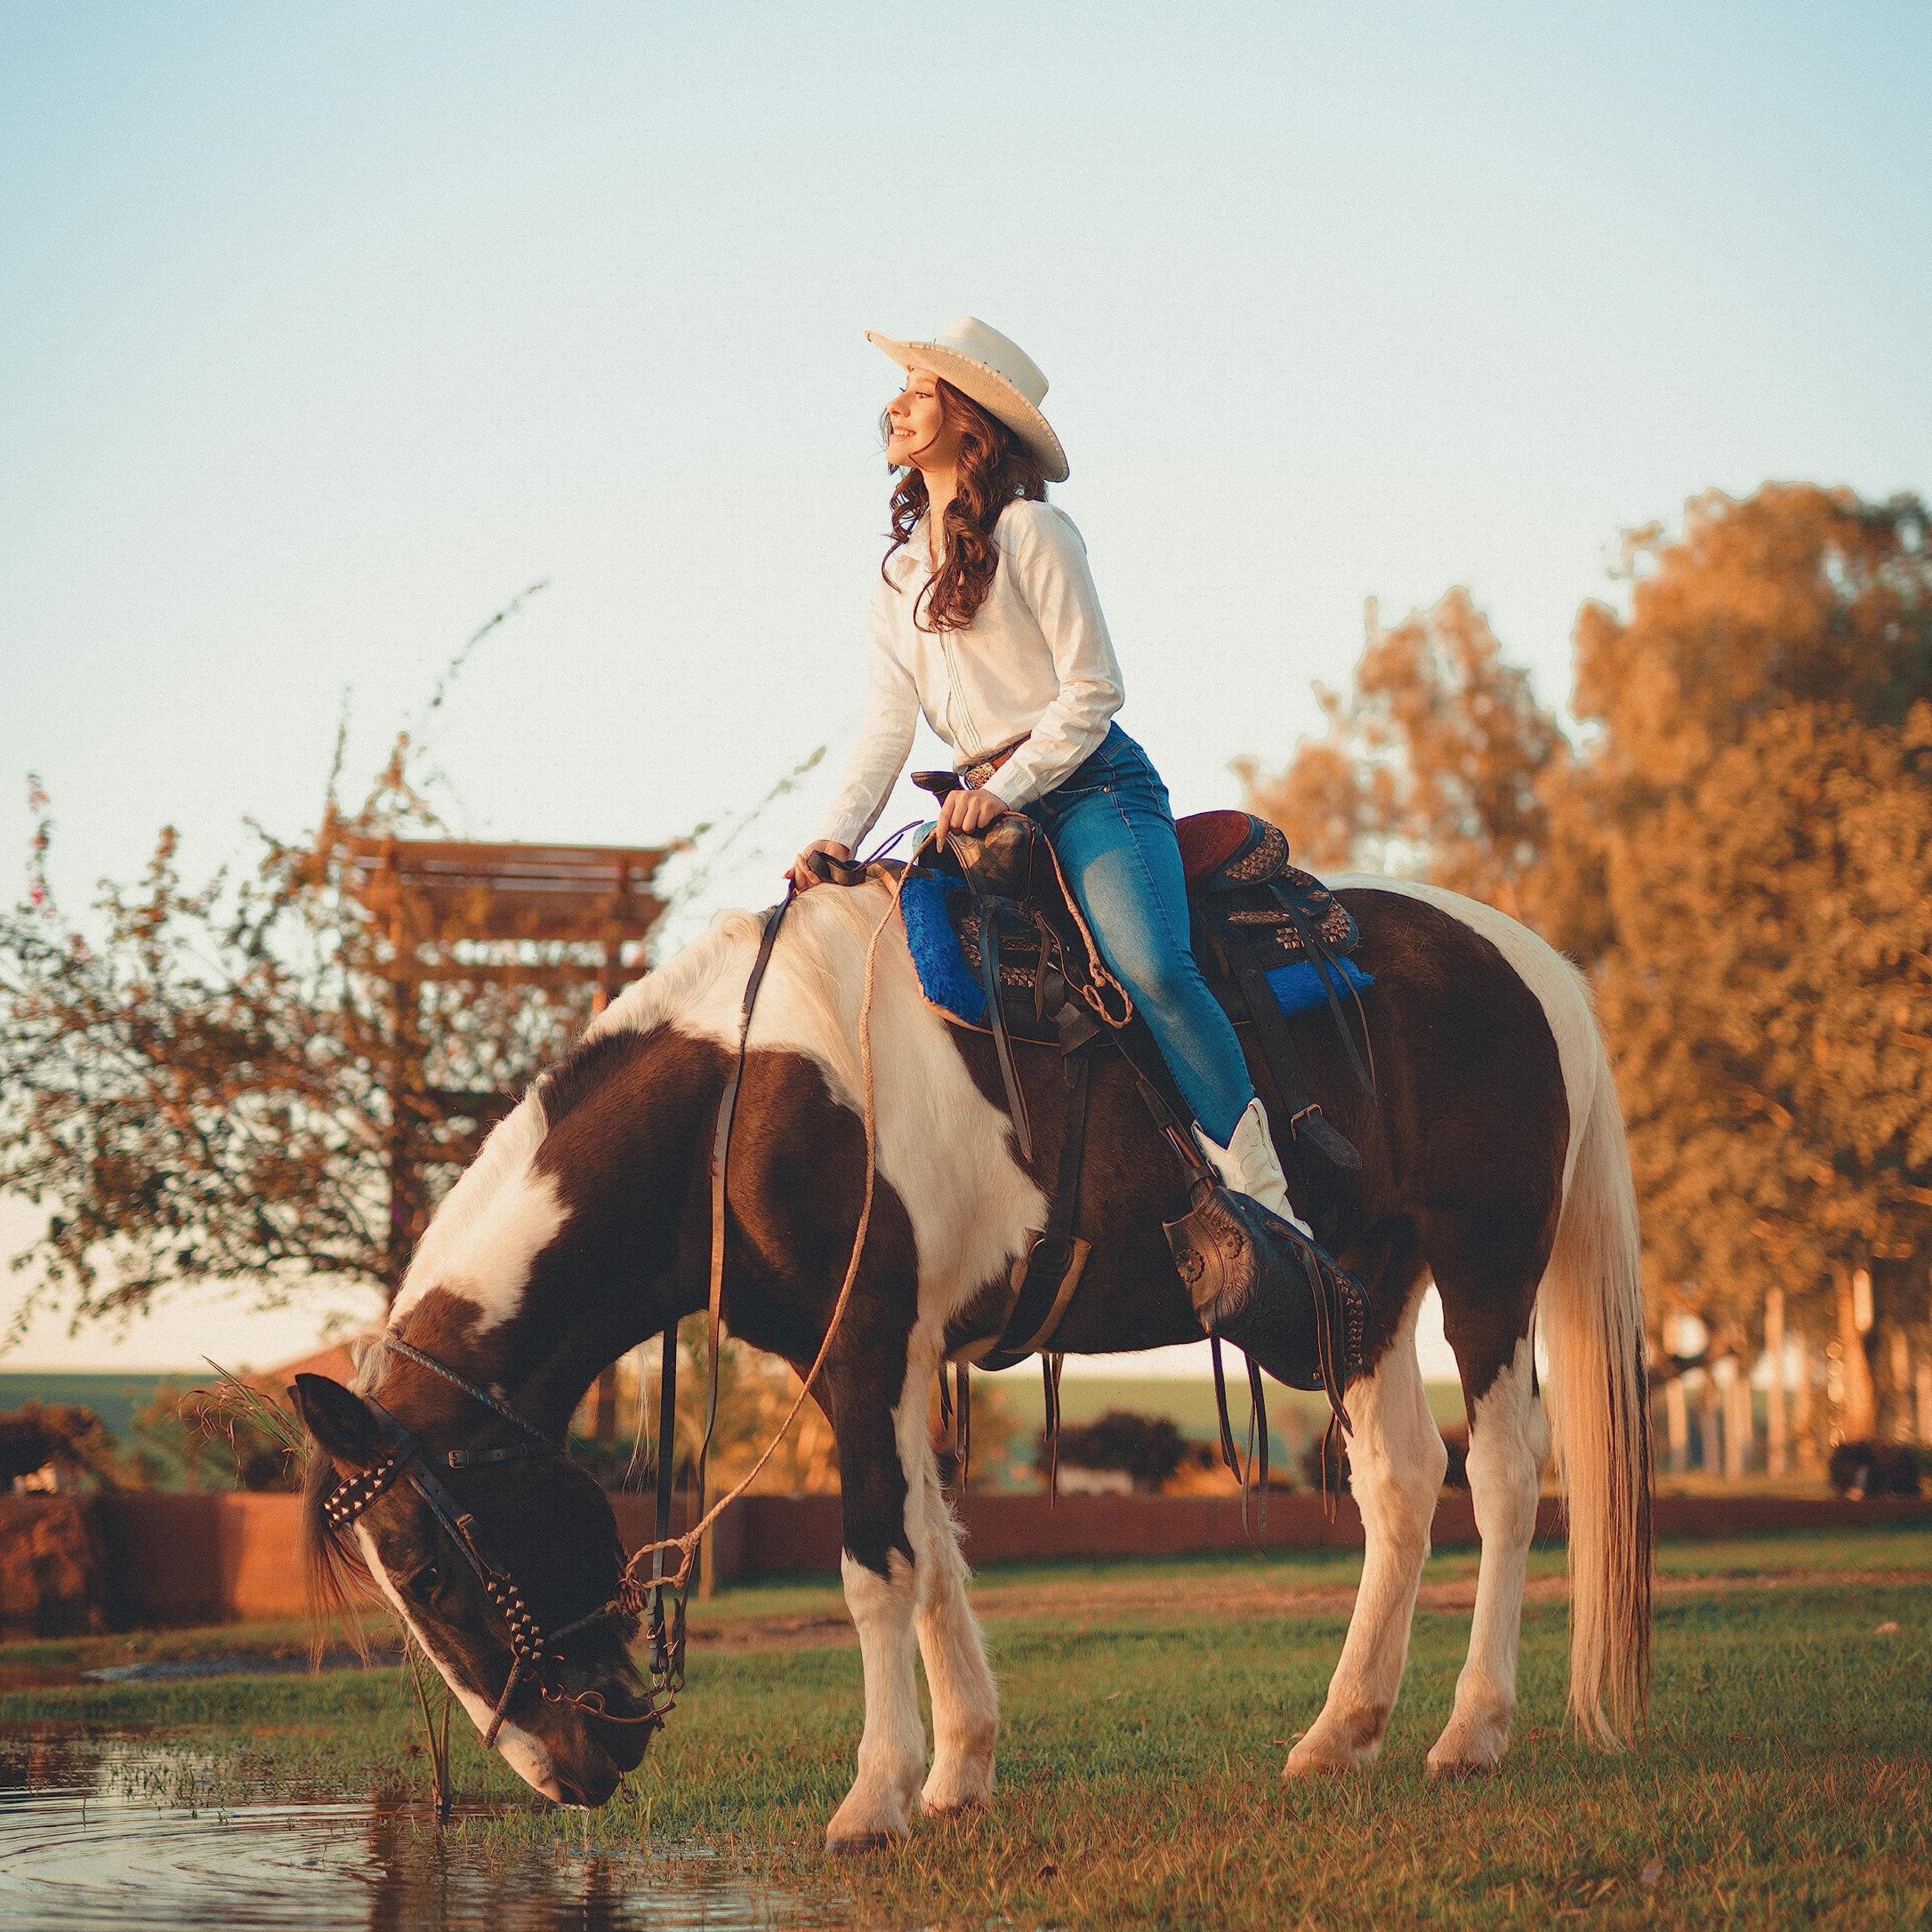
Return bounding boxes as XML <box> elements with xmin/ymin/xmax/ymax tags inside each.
<box><xmin>319</xmin><ymin>1334</ymin><xmax>672</xmax><ymax>1751</ymax></box>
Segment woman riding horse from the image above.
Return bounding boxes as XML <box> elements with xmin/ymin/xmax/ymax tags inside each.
<box><xmin>792</xmin><ymin>314</ymin><xmax>1345</xmax><ymax>1325</ymax></box>
<box><xmin>294</xmin><ymin>318</ymin><xmax>1651</xmax><ymax>1846</ymax></box>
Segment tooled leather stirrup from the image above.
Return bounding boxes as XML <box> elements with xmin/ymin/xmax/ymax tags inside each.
<box><xmin>1163</xmin><ymin>1175</ymin><xmax>1362</xmax><ymax>1435</ymax></box>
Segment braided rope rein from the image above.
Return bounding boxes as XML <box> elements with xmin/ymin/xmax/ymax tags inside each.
<box><xmin>613</xmin><ymin>863</ymin><xmax>908</xmax><ymax>1604</ymax></box>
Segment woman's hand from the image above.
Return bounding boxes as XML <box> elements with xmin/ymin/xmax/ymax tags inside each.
<box><xmin>936</xmin><ymin>785</ymin><xmax>1008</xmax><ymax>850</ymax></box>
<box><xmin>791</xmin><ymin>839</ymin><xmax>854</xmax><ymax>893</ymax></box>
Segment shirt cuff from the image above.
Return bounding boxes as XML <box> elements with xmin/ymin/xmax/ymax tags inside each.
<box><xmin>981</xmin><ymin>763</ymin><xmax>1036</xmax><ymax>812</ymax></box>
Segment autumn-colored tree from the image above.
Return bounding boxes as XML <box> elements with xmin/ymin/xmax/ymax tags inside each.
<box><xmin>1570</xmin><ymin>487</ymin><xmax>1932</xmax><ymax>1426</ymax></box>
<box><xmin>1240</xmin><ymin>484</ymin><xmax>1932</xmax><ymax>1444</ymax></box>
<box><xmin>1236</xmin><ymin>587</ymin><xmax>1565</xmax><ymax>920</ymax></box>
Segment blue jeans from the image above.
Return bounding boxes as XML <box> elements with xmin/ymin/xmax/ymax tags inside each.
<box><xmin>1024</xmin><ymin>724</ymin><xmax>1254</xmax><ymax>1146</ymax></box>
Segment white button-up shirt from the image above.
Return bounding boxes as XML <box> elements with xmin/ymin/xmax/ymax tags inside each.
<box><xmin>818</xmin><ymin>499</ymin><xmax>1125</xmax><ymax>849</ymax></box>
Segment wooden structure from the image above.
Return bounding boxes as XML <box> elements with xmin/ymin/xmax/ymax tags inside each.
<box><xmin>344</xmin><ymin>838</ymin><xmax>672</xmax><ymax>999</ymax></box>
<box><xmin>344</xmin><ymin>838</ymin><xmax>676</xmax><ymax>1433</ymax></box>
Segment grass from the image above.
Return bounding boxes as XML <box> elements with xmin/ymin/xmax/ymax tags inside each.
<box><xmin>3</xmin><ymin>1526</ymin><xmax>1929</xmax><ymax>1928</ymax></box>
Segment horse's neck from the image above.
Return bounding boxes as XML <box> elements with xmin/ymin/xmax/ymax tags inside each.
<box><xmin>411</xmin><ymin>1025</ymin><xmax>727</xmax><ymax>1441</ymax></box>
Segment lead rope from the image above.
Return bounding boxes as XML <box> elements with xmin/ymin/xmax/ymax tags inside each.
<box><xmin>618</xmin><ymin>860</ymin><xmax>911</xmax><ymax>1603</ymax></box>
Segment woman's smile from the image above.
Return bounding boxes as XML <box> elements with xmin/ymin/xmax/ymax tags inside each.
<box><xmin>885</xmin><ymin>368</ymin><xmax>949</xmax><ymax>467</ymax></box>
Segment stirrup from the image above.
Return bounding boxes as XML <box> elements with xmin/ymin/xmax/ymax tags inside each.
<box><xmin>1162</xmin><ymin>1178</ymin><xmax>1363</xmax><ymax>1429</ymax></box>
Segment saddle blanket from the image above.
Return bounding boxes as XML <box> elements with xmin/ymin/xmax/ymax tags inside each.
<box><xmin>900</xmin><ymin>873</ymin><xmax>1373</xmax><ymax>1030</ymax></box>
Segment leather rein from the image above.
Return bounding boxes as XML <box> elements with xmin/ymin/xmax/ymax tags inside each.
<box><xmin>321</xmin><ymin>872</ymin><xmax>896</xmax><ymax>1755</ymax></box>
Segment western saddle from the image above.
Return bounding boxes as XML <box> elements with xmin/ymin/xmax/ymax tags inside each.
<box><xmin>809</xmin><ymin>793</ymin><xmax>1374</xmax><ymax>1509</ymax></box>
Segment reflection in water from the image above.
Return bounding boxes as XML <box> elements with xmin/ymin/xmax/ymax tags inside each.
<box><xmin>0</xmin><ymin>1737</ymin><xmax>852</xmax><ymax>1932</ymax></box>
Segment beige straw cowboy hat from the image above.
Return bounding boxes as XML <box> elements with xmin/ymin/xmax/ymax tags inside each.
<box><xmin>866</xmin><ymin>315</ymin><xmax>1070</xmax><ymax>483</ymax></box>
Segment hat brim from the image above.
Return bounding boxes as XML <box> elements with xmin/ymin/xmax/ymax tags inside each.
<box><xmin>866</xmin><ymin>330</ymin><xmax>1070</xmax><ymax>483</ymax></box>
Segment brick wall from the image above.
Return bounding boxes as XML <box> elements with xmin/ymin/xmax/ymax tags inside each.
<box><xmin>15</xmin><ymin>1487</ymin><xmax>1924</xmax><ymax>1629</ymax></box>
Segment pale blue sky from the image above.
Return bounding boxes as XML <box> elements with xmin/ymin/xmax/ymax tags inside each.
<box><xmin>4</xmin><ymin>2</ymin><xmax>1927</xmax><ymax>1368</ymax></box>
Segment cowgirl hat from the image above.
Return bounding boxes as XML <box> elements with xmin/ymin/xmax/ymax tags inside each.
<box><xmin>866</xmin><ymin>315</ymin><xmax>1070</xmax><ymax>483</ymax></box>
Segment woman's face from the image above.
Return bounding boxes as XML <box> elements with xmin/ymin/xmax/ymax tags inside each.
<box><xmin>884</xmin><ymin>366</ymin><xmax>960</xmax><ymax>473</ymax></box>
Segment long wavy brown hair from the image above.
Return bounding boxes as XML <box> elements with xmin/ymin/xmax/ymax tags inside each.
<box><xmin>881</xmin><ymin>378</ymin><xmax>1047</xmax><ymax>631</ymax></box>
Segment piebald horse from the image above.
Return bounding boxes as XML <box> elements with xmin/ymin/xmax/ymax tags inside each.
<box><xmin>297</xmin><ymin>874</ymin><xmax>1651</xmax><ymax>1847</ymax></box>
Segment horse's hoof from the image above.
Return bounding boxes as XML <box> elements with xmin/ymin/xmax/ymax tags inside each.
<box><xmin>826</xmin><ymin>1829</ymin><xmax>898</xmax><ymax>1856</ymax></box>
<box><xmin>1284</xmin><ymin>1704</ymin><xmax>1386</xmax><ymax>1779</ymax></box>
<box><xmin>1284</xmin><ymin>1729</ymin><xmax>1379</xmax><ymax>1778</ymax></box>
<box><xmin>921</xmin><ymin>1760</ymin><xmax>994</xmax><ymax>1817</ymax></box>
<box><xmin>1427</xmin><ymin>1707</ymin><xmax>1511</xmax><ymax>1777</ymax></box>
<box><xmin>921</xmin><ymin>1792</ymin><xmax>986</xmax><ymax>1820</ymax></box>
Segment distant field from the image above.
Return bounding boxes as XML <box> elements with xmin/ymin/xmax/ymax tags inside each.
<box><xmin>0</xmin><ymin>1371</ymin><xmax>199</xmax><ymax>1441</ymax></box>
<box><xmin>0</xmin><ymin>1368</ymin><xmax>1466</xmax><ymax>1451</ymax></box>
<box><xmin>1027</xmin><ymin>1371</ymin><xmax>1468</xmax><ymax>1437</ymax></box>
<box><xmin>975</xmin><ymin>1371</ymin><xmax>1467</xmax><ymax>1483</ymax></box>
<box><xmin>0</xmin><ymin>1368</ymin><xmax>1473</xmax><ymax>1500</ymax></box>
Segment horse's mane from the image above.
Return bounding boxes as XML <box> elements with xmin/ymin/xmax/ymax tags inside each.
<box><xmin>589</xmin><ymin>903</ymin><xmax>771</xmax><ymax>1039</ymax></box>
<box><xmin>592</xmin><ymin>886</ymin><xmax>891</xmax><ymax>1112</ymax></box>
<box><xmin>378</xmin><ymin>906</ymin><xmax>782</xmax><ymax>1337</ymax></box>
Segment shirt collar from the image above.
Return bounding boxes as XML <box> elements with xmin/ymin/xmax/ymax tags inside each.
<box><xmin>884</xmin><ymin>514</ymin><xmax>934</xmax><ymax>589</ymax></box>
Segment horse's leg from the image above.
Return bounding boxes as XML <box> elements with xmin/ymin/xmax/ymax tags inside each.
<box><xmin>1286</xmin><ymin>1282</ymin><xmax>1446</xmax><ymax>1776</ymax></box>
<box><xmin>823</xmin><ymin>1324</ymin><xmax>934</xmax><ymax>1853</ymax></box>
<box><xmin>913</xmin><ymin>1448</ymin><xmax>998</xmax><ymax>1814</ymax></box>
<box><xmin>1429</xmin><ymin>1252</ymin><xmax>1547</xmax><ymax>1775</ymax></box>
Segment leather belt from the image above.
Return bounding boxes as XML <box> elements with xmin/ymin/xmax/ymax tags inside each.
<box><xmin>959</xmin><ymin>739</ymin><xmax>1027</xmax><ymax>790</ymax></box>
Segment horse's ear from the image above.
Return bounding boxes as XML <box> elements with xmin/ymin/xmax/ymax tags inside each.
<box><xmin>290</xmin><ymin>1374</ymin><xmax>382</xmax><ymax>1467</ymax></box>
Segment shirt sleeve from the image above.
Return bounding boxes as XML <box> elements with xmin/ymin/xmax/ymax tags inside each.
<box><xmin>817</xmin><ymin>577</ymin><xmax>920</xmax><ymax>850</ymax></box>
<box><xmin>980</xmin><ymin>503</ymin><xmax>1125</xmax><ymax>811</ymax></box>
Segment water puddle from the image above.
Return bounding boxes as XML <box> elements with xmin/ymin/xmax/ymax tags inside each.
<box><xmin>80</xmin><ymin>1649</ymin><xmax>369</xmax><ymax>1685</ymax></box>
<box><xmin>0</xmin><ymin>1736</ymin><xmax>854</xmax><ymax>1930</ymax></box>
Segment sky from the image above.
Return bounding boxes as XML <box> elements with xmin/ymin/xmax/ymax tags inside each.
<box><xmin>3</xmin><ymin>1</ymin><xmax>1927</xmax><ymax>1373</ymax></box>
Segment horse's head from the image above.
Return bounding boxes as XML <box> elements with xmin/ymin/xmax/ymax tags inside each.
<box><xmin>291</xmin><ymin>1371</ymin><xmax>661</xmax><ymax>1806</ymax></box>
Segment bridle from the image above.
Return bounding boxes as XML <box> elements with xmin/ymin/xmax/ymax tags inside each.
<box><xmin>319</xmin><ymin>869</ymin><xmax>891</xmax><ymax>1766</ymax></box>
<box><xmin>319</xmin><ymin>1333</ymin><xmax>673</xmax><ymax>1751</ymax></box>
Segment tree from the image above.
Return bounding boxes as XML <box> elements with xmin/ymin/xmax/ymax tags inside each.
<box><xmin>1570</xmin><ymin>487</ymin><xmax>1932</xmax><ymax>1415</ymax></box>
<box><xmin>0</xmin><ymin>732</ymin><xmax>598</xmax><ymax>1340</ymax></box>
<box><xmin>1238</xmin><ymin>484</ymin><xmax>1932</xmax><ymax>1440</ymax></box>
<box><xmin>4</xmin><ymin>583</ymin><xmax>826</xmax><ymax>1349</ymax></box>
<box><xmin>1571</xmin><ymin>487</ymin><xmax>1932</xmax><ymax>800</ymax></box>
<box><xmin>1599</xmin><ymin>701</ymin><xmax>1932</xmax><ymax>1304</ymax></box>
<box><xmin>1236</xmin><ymin>587</ymin><xmax>1565</xmax><ymax>920</ymax></box>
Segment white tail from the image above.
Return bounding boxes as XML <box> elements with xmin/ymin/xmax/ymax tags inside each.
<box><xmin>1539</xmin><ymin>1023</ymin><xmax>1653</xmax><ymax>1748</ymax></box>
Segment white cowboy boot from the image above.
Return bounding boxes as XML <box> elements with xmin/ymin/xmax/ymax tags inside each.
<box><xmin>1193</xmin><ymin>1097</ymin><xmax>1313</xmax><ymax>1237</ymax></box>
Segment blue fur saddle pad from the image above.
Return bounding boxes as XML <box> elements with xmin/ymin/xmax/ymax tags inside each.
<box><xmin>899</xmin><ymin>872</ymin><xmax>1373</xmax><ymax>1029</ymax></box>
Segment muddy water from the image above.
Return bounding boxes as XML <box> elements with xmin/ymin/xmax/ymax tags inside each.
<box><xmin>0</xmin><ymin>1737</ymin><xmax>853</xmax><ymax>1931</ymax></box>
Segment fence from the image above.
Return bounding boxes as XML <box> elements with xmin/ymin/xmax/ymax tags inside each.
<box><xmin>5</xmin><ymin>1487</ymin><xmax>1928</xmax><ymax>1632</ymax></box>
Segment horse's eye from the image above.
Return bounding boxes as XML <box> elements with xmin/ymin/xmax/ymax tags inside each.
<box><xmin>408</xmin><ymin>1561</ymin><xmax>441</xmax><ymax>1599</ymax></box>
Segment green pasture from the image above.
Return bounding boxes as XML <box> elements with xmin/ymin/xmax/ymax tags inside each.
<box><xmin>4</xmin><ymin>1525</ymin><xmax>1928</xmax><ymax>1928</ymax></box>
<box><xmin>0</xmin><ymin>1371</ymin><xmax>198</xmax><ymax>1444</ymax></box>
<box><xmin>931</xmin><ymin>1371</ymin><xmax>1468</xmax><ymax>1486</ymax></box>
<box><xmin>995</xmin><ymin>1371</ymin><xmax>1465</xmax><ymax>1443</ymax></box>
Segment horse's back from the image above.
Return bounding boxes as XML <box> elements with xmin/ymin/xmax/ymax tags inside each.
<box><xmin>1332</xmin><ymin>875</ymin><xmax>1601</xmax><ymax>1199</ymax></box>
